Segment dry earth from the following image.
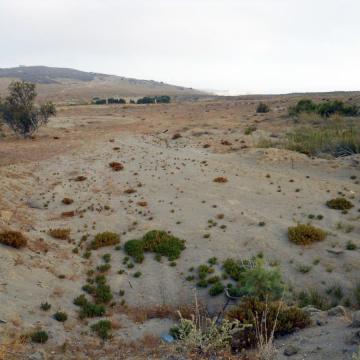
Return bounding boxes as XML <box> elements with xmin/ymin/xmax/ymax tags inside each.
<box><xmin>0</xmin><ymin>98</ymin><xmax>360</xmax><ymax>359</ymax></box>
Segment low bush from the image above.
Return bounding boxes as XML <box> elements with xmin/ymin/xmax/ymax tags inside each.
<box><xmin>91</xmin><ymin>320</ymin><xmax>112</xmax><ymax>340</ymax></box>
<box><xmin>297</xmin><ymin>289</ymin><xmax>330</xmax><ymax>310</ymax></box>
<box><xmin>209</xmin><ymin>282</ymin><xmax>224</xmax><ymax>296</ymax></box>
<box><xmin>288</xmin><ymin>224</ymin><xmax>326</xmax><ymax>245</ymax></box>
<box><xmin>89</xmin><ymin>232</ymin><xmax>120</xmax><ymax>250</ymax></box>
<box><xmin>48</xmin><ymin>228</ymin><xmax>70</xmax><ymax>240</ymax></box>
<box><xmin>256</xmin><ymin>102</ymin><xmax>270</xmax><ymax>113</ymax></box>
<box><xmin>30</xmin><ymin>330</ymin><xmax>49</xmax><ymax>343</ymax></box>
<box><xmin>53</xmin><ymin>311</ymin><xmax>68</xmax><ymax>322</ymax></box>
<box><xmin>0</xmin><ymin>230</ymin><xmax>27</xmax><ymax>248</ymax></box>
<box><xmin>40</xmin><ymin>302</ymin><xmax>51</xmax><ymax>311</ymax></box>
<box><xmin>326</xmin><ymin>197</ymin><xmax>354</xmax><ymax>210</ymax></box>
<box><xmin>227</xmin><ymin>297</ymin><xmax>311</xmax><ymax>350</ymax></box>
<box><xmin>109</xmin><ymin>161</ymin><xmax>124</xmax><ymax>171</ymax></box>
<box><xmin>124</xmin><ymin>230</ymin><xmax>185</xmax><ymax>262</ymax></box>
<box><xmin>289</xmin><ymin>99</ymin><xmax>358</xmax><ymax>118</ymax></box>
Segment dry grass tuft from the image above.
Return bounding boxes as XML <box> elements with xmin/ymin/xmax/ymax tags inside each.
<box><xmin>61</xmin><ymin>211</ymin><xmax>75</xmax><ymax>218</ymax></box>
<box><xmin>48</xmin><ymin>228</ymin><xmax>71</xmax><ymax>240</ymax></box>
<box><xmin>0</xmin><ymin>231</ymin><xmax>27</xmax><ymax>248</ymax></box>
<box><xmin>137</xmin><ymin>201</ymin><xmax>148</xmax><ymax>207</ymax></box>
<box><xmin>288</xmin><ymin>224</ymin><xmax>326</xmax><ymax>245</ymax></box>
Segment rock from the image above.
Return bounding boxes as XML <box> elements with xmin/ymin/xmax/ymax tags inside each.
<box><xmin>327</xmin><ymin>248</ymin><xmax>344</xmax><ymax>255</ymax></box>
<box><xmin>27</xmin><ymin>199</ymin><xmax>43</xmax><ymax>209</ymax></box>
<box><xmin>302</xmin><ymin>305</ymin><xmax>322</xmax><ymax>315</ymax></box>
<box><xmin>352</xmin><ymin>311</ymin><xmax>360</xmax><ymax>327</ymax></box>
<box><xmin>347</xmin><ymin>330</ymin><xmax>360</xmax><ymax>345</ymax></box>
<box><xmin>28</xmin><ymin>352</ymin><xmax>46</xmax><ymax>360</ymax></box>
<box><xmin>328</xmin><ymin>305</ymin><xmax>347</xmax><ymax>316</ymax></box>
<box><xmin>284</xmin><ymin>345</ymin><xmax>299</xmax><ymax>356</ymax></box>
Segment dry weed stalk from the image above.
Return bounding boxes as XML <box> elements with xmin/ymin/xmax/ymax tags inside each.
<box><xmin>253</xmin><ymin>296</ymin><xmax>282</xmax><ymax>360</ymax></box>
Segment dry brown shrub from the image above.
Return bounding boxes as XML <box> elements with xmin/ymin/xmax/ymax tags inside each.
<box><xmin>137</xmin><ymin>201</ymin><xmax>148</xmax><ymax>207</ymax></box>
<box><xmin>74</xmin><ymin>176</ymin><xmax>87</xmax><ymax>182</ymax></box>
<box><xmin>48</xmin><ymin>228</ymin><xmax>70</xmax><ymax>240</ymax></box>
<box><xmin>124</xmin><ymin>188</ymin><xmax>137</xmax><ymax>194</ymax></box>
<box><xmin>109</xmin><ymin>162</ymin><xmax>124</xmax><ymax>171</ymax></box>
<box><xmin>62</xmin><ymin>198</ymin><xmax>74</xmax><ymax>205</ymax></box>
<box><xmin>61</xmin><ymin>211</ymin><xmax>75</xmax><ymax>218</ymax></box>
<box><xmin>0</xmin><ymin>231</ymin><xmax>27</xmax><ymax>248</ymax></box>
<box><xmin>213</xmin><ymin>177</ymin><xmax>228</xmax><ymax>183</ymax></box>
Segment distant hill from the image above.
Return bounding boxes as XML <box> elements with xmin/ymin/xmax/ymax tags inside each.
<box><xmin>0</xmin><ymin>66</ymin><xmax>205</xmax><ymax>103</ymax></box>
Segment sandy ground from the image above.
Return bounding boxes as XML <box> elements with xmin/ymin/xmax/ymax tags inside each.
<box><xmin>0</xmin><ymin>99</ymin><xmax>359</xmax><ymax>359</ymax></box>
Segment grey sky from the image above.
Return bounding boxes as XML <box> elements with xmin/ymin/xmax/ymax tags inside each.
<box><xmin>1</xmin><ymin>0</ymin><xmax>359</xmax><ymax>94</ymax></box>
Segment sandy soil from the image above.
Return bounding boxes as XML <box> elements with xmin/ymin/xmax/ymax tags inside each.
<box><xmin>0</xmin><ymin>99</ymin><xmax>359</xmax><ymax>359</ymax></box>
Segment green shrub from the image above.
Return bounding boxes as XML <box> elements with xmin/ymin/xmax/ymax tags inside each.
<box><xmin>289</xmin><ymin>99</ymin><xmax>358</xmax><ymax>118</ymax></box>
<box><xmin>288</xmin><ymin>224</ymin><xmax>326</xmax><ymax>245</ymax></box>
<box><xmin>124</xmin><ymin>239</ymin><xmax>145</xmax><ymax>263</ymax></box>
<box><xmin>102</xmin><ymin>253</ymin><xmax>111</xmax><ymax>263</ymax></box>
<box><xmin>31</xmin><ymin>330</ymin><xmax>48</xmax><ymax>343</ymax></box>
<box><xmin>238</xmin><ymin>261</ymin><xmax>284</xmax><ymax>301</ymax></box>
<box><xmin>326</xmin><ymin>197</ymin><xmax>354</xmax><ymax>210</ymax></box>
<box><xmin>223</xmin><ymin>258</ymin><xmax>249</xmax><ymax>281</ymax></box>
<box><xmin>256</xmin><ymin>102</ymin><xmax>270</xmax><ymax>113</ymax></box>
<box><xmin>0</xmin><ymin>230</ymin><xmax>27</xmax><ymax>248</ymax></box>
<box><xmin>346</xmin><ymin>240</ymin><xmax>357</xmax><ymax>250</ymax></box>
<box><xmin>79</xmin><ymin>302</ymin><xmax>106</xmax><ymax>319</ymax></box>
<box><xmin>94</xmin><ymin>283</ymin><xmax>113</xmax><ymax>304</ymax></box>
<box><xmin>209</xmin><ymin>282</ymin><xmax>224</xmax><ymax>296</ymax></box>
<box><xmin>53</xmin><ymin>311</ymin><xmax>68</xmax><ymax>322</ymax></box>
<box><xmin>97</xmin><ymin>263</ymin><xmax>111</xmax><ymax>273</ymax></box>
<box><xmin>124</xmin><ymin>230</ymin><xmax>185</xmax><ymax>262</ymax></box>
<box><xmin>89</xmin><ymin>232</ymin><xmax>120</xmax><ymax>250</ymax></box>
<box><xmin>91</xmin><ymin>320</ymin><xmax>112</xmax><ymax>340</ymax></box>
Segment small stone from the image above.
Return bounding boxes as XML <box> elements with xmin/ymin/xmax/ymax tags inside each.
<box><xmin>302</xmin><ymin>305</ymin><xmax>321</xmax><ymax>315</ymax></box>
<box><xmin>327</xmin><ymin>248</ymin><xmax>344</xmax><ymax>255</ymax></box>
<box><xmin>28</xmin><ymin>352</ymin><xmax>46</xmax><ymax>360</ymax></box>
<box><xmin>284</xmin><ymin>345</ymin><xmax>299</xmax><ymax>356</ymax></box>
<box><xmin>352</xmin><ymin>311</ymin><xmax>360</xmax><ymax>327</ymax></box>
<box><xmin>328</xmin><ymin>305</ymin><xmax>347</xmax><ymax>316</ymax></box>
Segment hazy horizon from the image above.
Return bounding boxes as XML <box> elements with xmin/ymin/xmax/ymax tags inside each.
<box><xmin>1</xmin><ymin>0</ymin><xmax>359</xmax><ymax>95</ymax></box>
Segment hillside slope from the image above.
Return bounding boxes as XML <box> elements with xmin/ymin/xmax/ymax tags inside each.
<box><xmin>0</xmin><ymin>66</ymin><xmax>205</xmax><ymax>103</ymax></box>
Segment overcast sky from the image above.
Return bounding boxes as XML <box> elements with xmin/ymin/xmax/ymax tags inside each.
<box><xmin>0</xmin><ymin>0</ymin><xmax>359</xmax><ymax>94</ymax></box>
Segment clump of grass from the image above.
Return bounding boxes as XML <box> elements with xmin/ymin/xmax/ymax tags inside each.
<box><xmin>124</xmin><ymin>230</ymin><xmax>185</xmax><ymax>263</ymax></box>
<box><xmin>48</xmin><ymin>228</ymin><xmax>70</xmax><ymax>240</ymax></box>
<box><xmin>97</xmin><ymin>263</ymin><xmax>111</xmax><ymax>273</ymax></box>
<box><xmin>74</xmin><ymin>294</ymin><xmax>106</xmax><ymax>319</ymax></box>
<box><xmin>288</xmin><ymin>224</ymin><xmax>326</xmax><ymax>245</ymax></box>
<box><xmin>89</xmin><ymin>232</ymin><xmax>120</xmax><ymax>250</ymax></box>
<box><xmin>244</xmin><ymin>125</ymin><xmax>257</xmax><ymax>135</ymax></box>
<box><xmin>40</xmin><ymin>302</ymin><xmax>51</xmax><ymax>311</ymax></box>
<box><xmin>91</xmin><ymin>320</ymin><xmax>112</xmax><ymax>340</ymax></box>
<box><xmin>30</xmin><ymin>330</ymin><xmax>48</xmax><ymax>343</ymax></box>
<box><xmin>346</xmin><ymin>240</ymin><xmax>357</xmax><ymax>250</ymax></box>
<box><xmin>285</xmin><ymin>119</ymin><xmax>360</xmax><ymax>157</ymax></box>
<box><xmin>297</xmin><ymin>289</ymin><xmax>330</xmax><ymax>310</ymax></box>
<box><xmin>133</xmin><ymin>271</ymin><xmax>142</xmax><ymax>278</ymax></box>
<box><xmin>53</xmin><ymin>311</ymin><xmax>68</xmax><ymax>322</ymax></box>
<box><xmin>326</xmin><ymin>197</ymin><xmax>354</xmax><ymax>210</ymax></box>
<box><xmin>0</xmin><ymin>231</ymin><xmax>27</xmax><ymax>248</ymax></box>
<box><xmin>209</xmin><ymin>282</ymin><xmax>224</xmax><ymax>296</ymax></box>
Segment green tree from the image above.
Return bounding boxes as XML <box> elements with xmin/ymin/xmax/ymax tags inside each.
<box><xmin>2</xmin><ymin>81</ymin><xmax>56</xmax><ymax>137</ymax></box>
